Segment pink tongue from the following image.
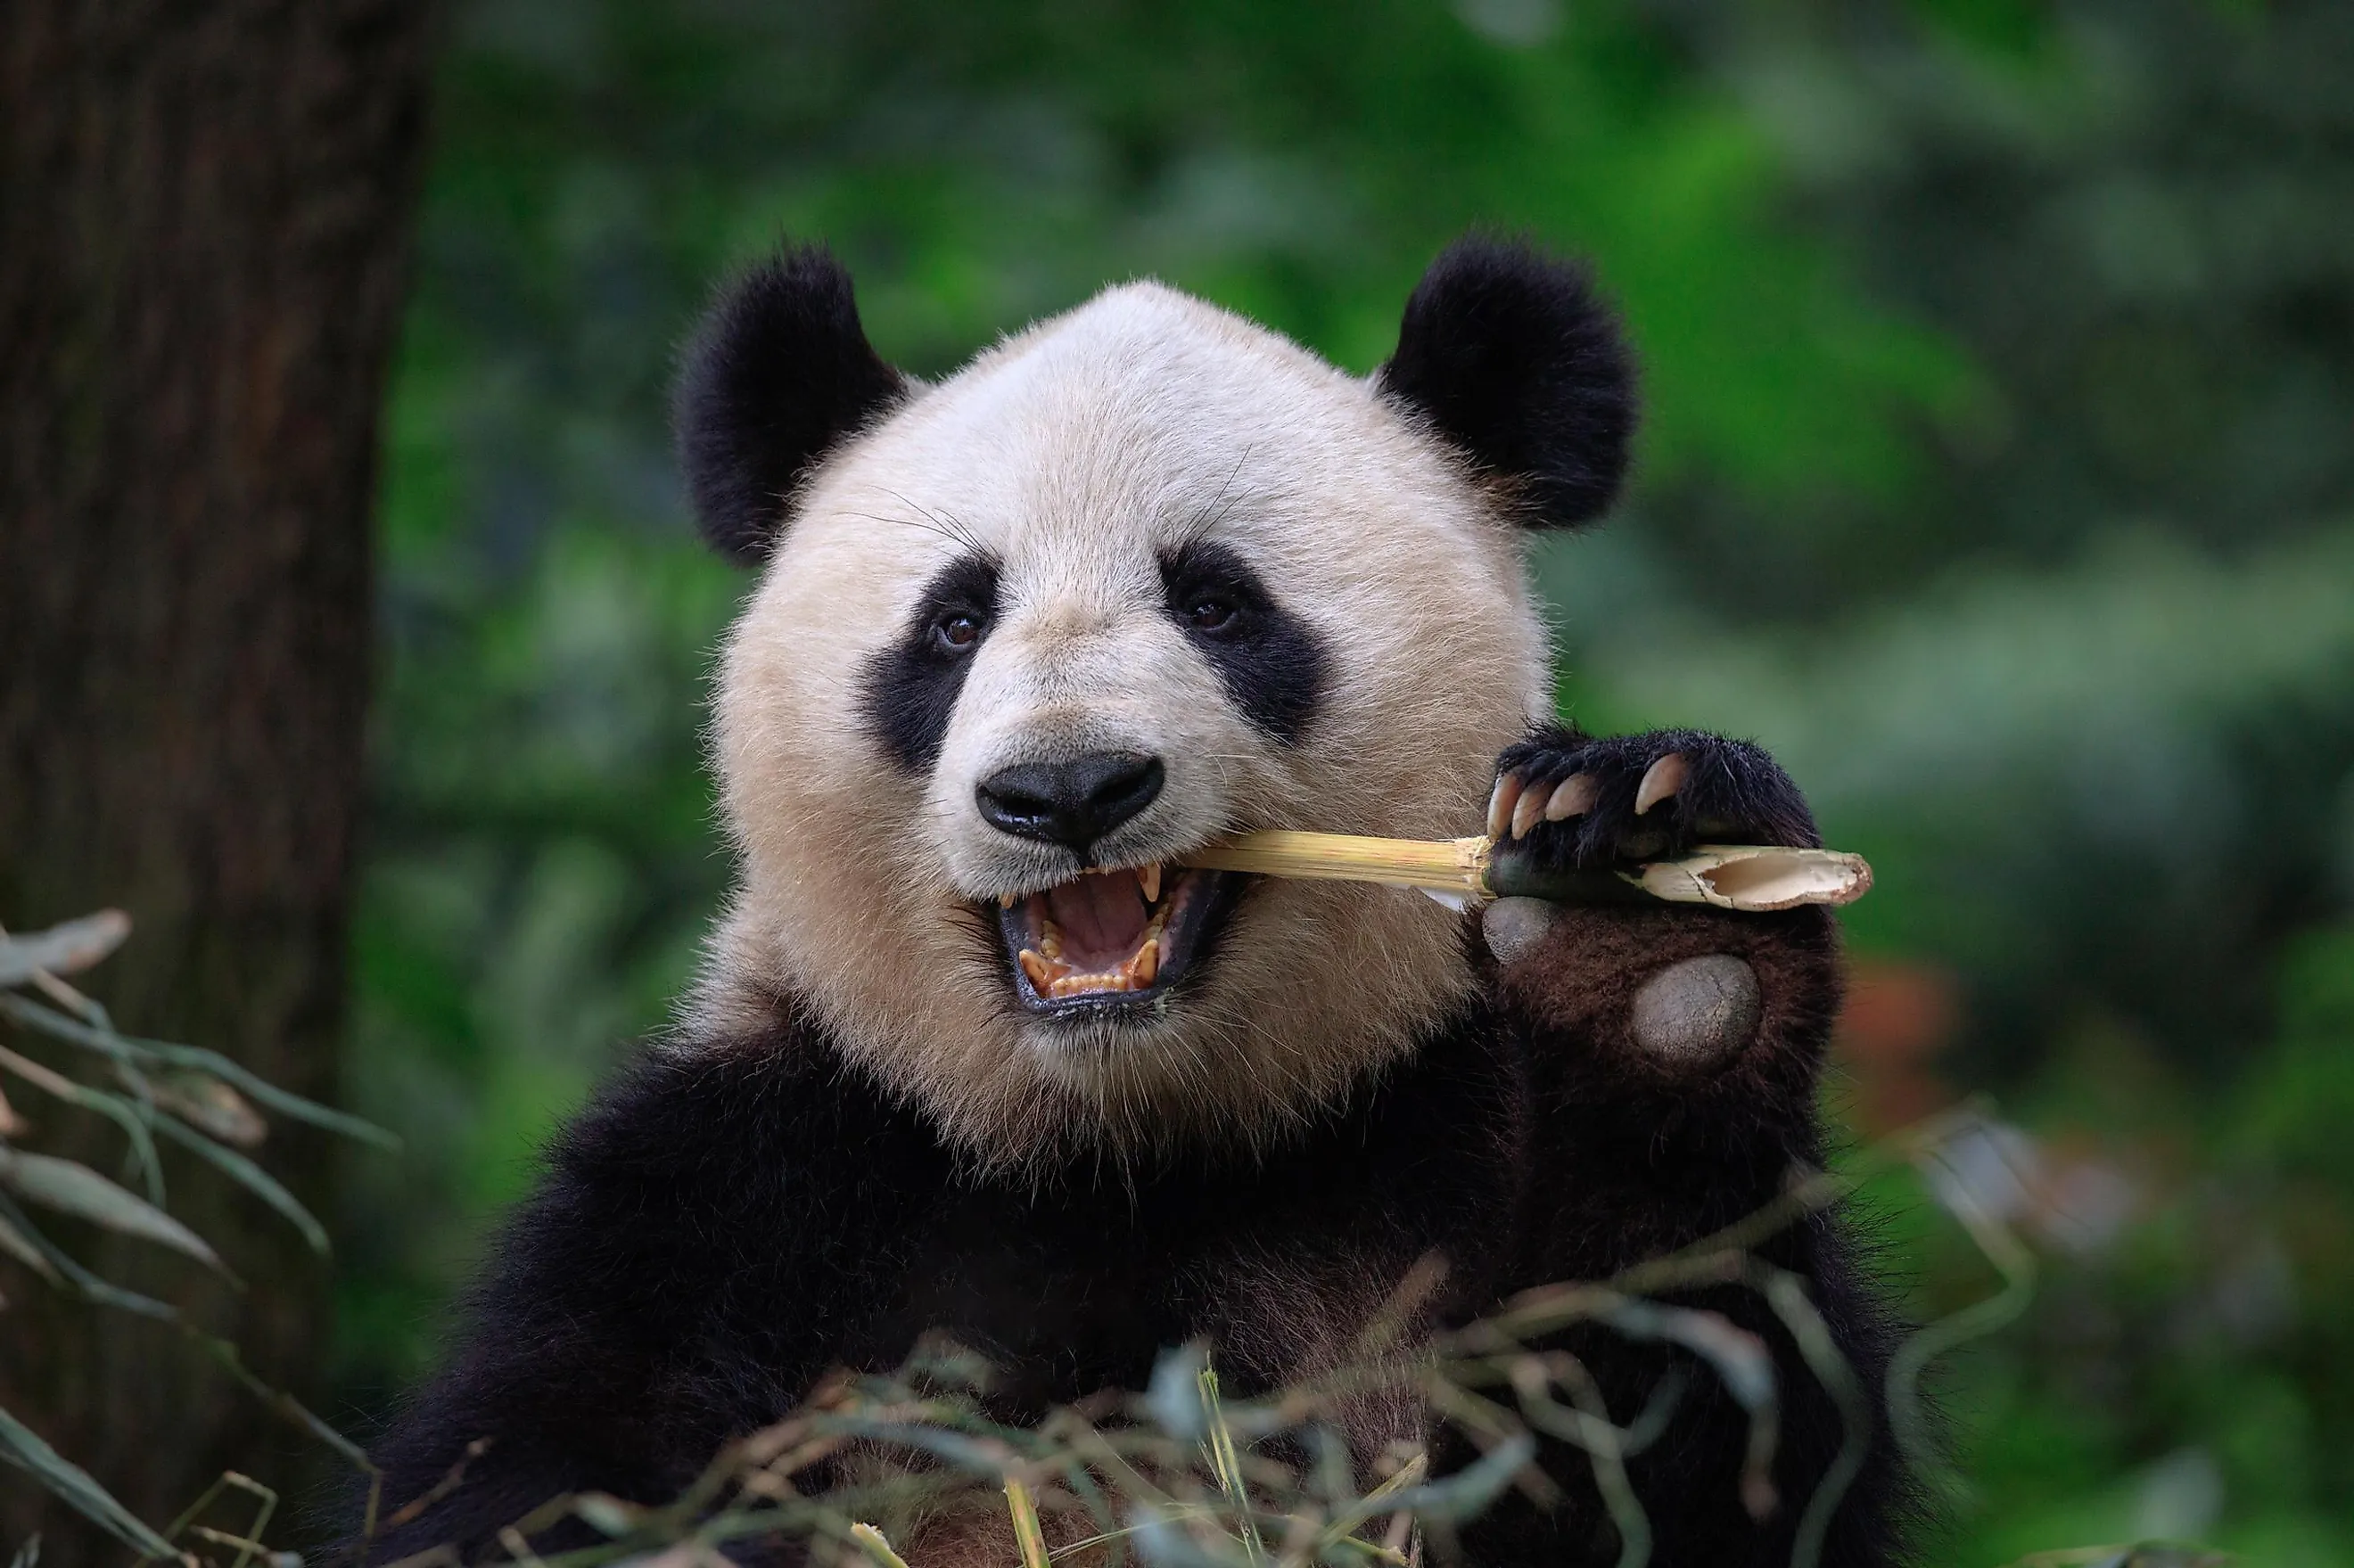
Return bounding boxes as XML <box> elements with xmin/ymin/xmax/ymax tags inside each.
<box><xmin>1045</xmin><ymin>873</ymin><xmax>1148</xmax><ymax>969</ymax></box>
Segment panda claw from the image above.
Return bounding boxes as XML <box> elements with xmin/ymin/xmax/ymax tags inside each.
<box><xmin>1635</xmin><ymin>753</ymin><xmax>1688</xmax><ymax>816</ymax></box>
<box><xmin>1543</xmin><ymin>773</ymin><xmax>1598</xmax><ymax>821</ymax></box>
<box><xmin>1487</xmin><ymin>773</ymin><xmax>1525</xmax><ymax>840</ymax></box>
<box><xmin>1510</xmin><ymin>782</ymin><xmax>1551</xmax><ymax>840</ymax></box>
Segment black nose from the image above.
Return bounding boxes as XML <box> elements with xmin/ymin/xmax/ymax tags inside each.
<box><xmin>975</xmin><ymin>752</ymin><xmax>1165</xmax><ymax>854</ymax></box>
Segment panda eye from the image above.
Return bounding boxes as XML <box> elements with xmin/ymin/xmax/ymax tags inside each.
<box><xmin>931</xmin><ymin>612</ymin><xmax>985</xmax><ymax>653</ymax></box>
<box><xmin>1182</xmin><ymin>595</ymin><xmax>1239</xmax><ymax>634</ymax></box>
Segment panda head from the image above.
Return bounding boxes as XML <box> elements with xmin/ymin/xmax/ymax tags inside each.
<box><xmin>679</xmin><ymin>237</ymin><xmax>1634</xmax><ymax>1170</ymax></box>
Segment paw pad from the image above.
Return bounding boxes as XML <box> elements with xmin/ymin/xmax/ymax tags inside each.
<box><xmin>1629</xmin><ymin>954</ymin><xmax>1760</xmax><ymax>1064</ymax></box>
<box><xmin>1480</xmin><ymin>896</ymin><xmax>1559</xmax><ymax>967</ymax></box>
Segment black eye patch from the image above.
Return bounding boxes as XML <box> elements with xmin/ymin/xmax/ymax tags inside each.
<box><xmin>860</xmin><ymin>554</ymin><xmax>1001</xmax><ymax>774</ymax></box>
<box><xmin>1158</xmin><ymin>538</ymin><xmax>1326</xmax><ymax>746</ymax></box>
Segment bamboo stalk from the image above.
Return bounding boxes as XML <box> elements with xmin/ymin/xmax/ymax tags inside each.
<box><xmin>1176</xmin><ymin>832</ymin><xmax>1871</xmax><ymax>912</ymax></box>
<box><xmin>1004</xmin><ymin>1476</ymin><xmax>1051</xmax><ymax>1568</ymax></box>
<box><xmin>848</xmin><ymin>1523</ymin><xmax>913</xmax><ymax>1568</ymax></box>
<box><xmin>1180</xmin><ymin>833</ymin><xmax>1493</xmax><ymax>895</ymax></box>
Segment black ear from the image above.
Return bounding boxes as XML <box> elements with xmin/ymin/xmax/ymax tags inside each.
<box><xmin>673</xmin><ymin>244</ymin><xmax>908</xmax><ymax>565</ymax></box>
<box><xmin>1376</xmin><ymin>236</ymin><xmax>1637</xmax><ymax>530</ymax></box>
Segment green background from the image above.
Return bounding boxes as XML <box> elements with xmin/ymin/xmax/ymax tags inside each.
<box><xmin>339</xmin><ymin>2</ymin><xmax>2354</xmax><ymax>1562</ymax></box>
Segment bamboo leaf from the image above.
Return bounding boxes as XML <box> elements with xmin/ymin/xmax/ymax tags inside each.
<box><xmin>0</xmin><ymin>996</ymin><xmax>398</xmax><ymax>1150</ymax></box>
<box><xmin>179</xmin><ymin>1326</ymin><xmax>373</xmax><ymax>1472</ymax></box>
<box><xmin>0</xmin><ymin>1191</ymin><xmax>180</xmax><ymax>1320</ymax></box>
<box><xmin>0</xmin><ymin>1150</ymin><xmax>226</xmax><ymax>1276</ymax></box>
<box><xmin>141</xmin><ymin>1070</ymin><xmax>268</xmax><ymax>1148</ymax></box>
<box><xmin>0</xmin><ymin>1043</ymin><xmax>166</xmax><ymax>1203</ymax></box>
<box><xmin>1196</xmin><ymin>1366</ymin><xmax>1265</xmax><ymax>1566</ymax></box>
<box><xmin>146</xmin><ymin>1044</ymin><xmax>399</xmax><ymax>1150</ymax></box>
<box><xmin>148</xmin><ymin>1114</ymin><xmax>328</xmax><ymax>1255</ymax></box>
<box><xmin>1354</xmin><ymin>1433</ymin><xmax>1535</xmax><ymax>1525</ymax></box>
<box><xmin>0</xmin><ymin>910</ymin><xmax>131</xmax><ymax>988</ymax></box>
<box><xmin>0</xmin><ymin>1406</ymin><xmax>179</xmax><ymax>1559</ymax></box>
<box><xmin>0</xmin><ymin>1207</ymin><xmax>61</xmax><ymax>1284</ymax></box>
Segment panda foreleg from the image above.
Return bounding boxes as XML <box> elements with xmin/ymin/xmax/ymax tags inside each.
<box><xmin>1465</xmin><ymin>727</ymin><xmax>1913</xmax><ymax>1567</ymax></box>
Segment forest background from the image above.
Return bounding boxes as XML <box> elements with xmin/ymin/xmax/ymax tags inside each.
<box><xmin>5</xmin><ymin>0</ymin><xmax>2352</xmax><ymax>1564</ymax></box>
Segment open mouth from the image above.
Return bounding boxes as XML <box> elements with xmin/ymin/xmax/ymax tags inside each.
<box><xmin>993</xmin><ymin>862</ymin><xmax>1246</xmax><ymax>1014</ymax></box>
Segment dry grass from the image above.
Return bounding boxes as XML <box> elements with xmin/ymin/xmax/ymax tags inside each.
<box><xmin>1</xmin><ymin>907</ymin><xmax>2220</xmax><ymax>1568</ymax></box>
<box><xmin>355</xmin><ymin>1106</ymin><xmax>2031</xmax><ymax>1568</ymax></box>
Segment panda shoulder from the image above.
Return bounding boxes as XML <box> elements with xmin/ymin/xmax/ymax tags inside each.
<box><xmin>500</xmin><ymin>1010</ymin><xmax>943</xmax><ymax>1287</ymax></box>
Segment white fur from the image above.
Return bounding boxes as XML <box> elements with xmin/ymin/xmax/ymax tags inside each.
<box><xmin>691</xmin><ymin>282</ymin><xmax>1552</xmax><ymax>1168</ymax></box>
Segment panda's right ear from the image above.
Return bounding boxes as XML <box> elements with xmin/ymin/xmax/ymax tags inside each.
<box><xmin>1377</xmin><ymin>235</ymin><xmax>1637</xmax><ymax>530</ymax></box>
<box><xmin>673</xmin><ymin>244</ymin><xmax>908</xmax><ymax>566</ymax></box>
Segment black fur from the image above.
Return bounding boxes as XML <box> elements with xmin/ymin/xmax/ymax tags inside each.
<box><xmin>1378</xmin><ymin>237</ymin><xmax>1637</xmax><ymax>529</ymax></box>
<box><xmin>859</xmin><ymin>554</ymin><xmax>1000</xmax><ymax>774</ymax></box>
<box><xmin>674</xmin><ymin>244</ymin><xmax>908</xmax><ymax>565</ymax></box>
<box><xmin>356</xmin><ymin>735</ymin><xmax>1914</xmax><ymax>1568</ymax></box>
<box><xmin>1158</xmin><ymin>538</ymin><xmax>1329</xmax><ymax>744</ymax></box>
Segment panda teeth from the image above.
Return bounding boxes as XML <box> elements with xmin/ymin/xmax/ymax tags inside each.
<box><xmin>1020</xmin><ymin>901</ymin><xmax>1171</xmax><ymax>998</ymax></box>
<box><xmin>1139</xmin><ymin>862</ymin><xmax>1162</xmax><ymax>904</ymax></box>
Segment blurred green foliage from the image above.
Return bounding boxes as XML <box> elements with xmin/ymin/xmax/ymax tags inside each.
<box><xmin>342</xmin><ymin>1</ymin><xmax>2354</xmax><ymax>1562</ymax></box>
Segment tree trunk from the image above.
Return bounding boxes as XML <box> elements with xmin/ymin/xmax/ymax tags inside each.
<box><xmin>0</xmin><ymin>3</ymin><xmax>435</xmax><ymax>1560</ymax></box>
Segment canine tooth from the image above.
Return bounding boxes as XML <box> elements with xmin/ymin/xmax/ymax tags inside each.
<box><xmin>1635</xmin><ymin>753</ymin><xmax>1689</xmax><ymax>816</ymax></box>
<box><xmin>1543</xmin><ymin>773</ymin><xmax>1599</xmax><ymax>821</ymax></box>
<box><xmin>999</xmin><ymin>891</ymin><xmax>1017</xmax><ymax>909</ymax></box>
<box><xmin>1018</xmin><ymin>949</ymin><xmax>1054</xmax><ymax>990</ymax></box>
<box><xmin>1486</xmin><ymin>774</ymin><xmax>1524</xmax><ymax>840</ymax></box>
<box><xmin>1510</xmin><ymin>783</ymin><xmax>1550</xmax><ymax>840</ymax></box>
<box><xmin>1140</xmin><ymin>862</ymin><xmax>1162</xmax><ymax>903</ymax></box>
<box><xmin>1131</xmin><ymin>938</ymin><xmax>1159</xmax><ymax>987</ymax></box>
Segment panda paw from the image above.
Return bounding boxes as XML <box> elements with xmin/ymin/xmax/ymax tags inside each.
<box><xmin>1484</xmin><ymin>727</ymin><xmax>1831</xmax><ymax>1071</ymax></box>
<box><xmin>1486</xmin><ymin>725</ymin><xmax>1819</xmax><ymax>872</ymax></box>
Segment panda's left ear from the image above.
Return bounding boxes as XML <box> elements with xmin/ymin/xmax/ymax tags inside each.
<box><xmin>673</xmin><ymin>243</ymin><xmax>909</xmax><ymax>566</ymax></box>
<box><xmin>1376</xmin><ymin>235</ymin><xmax>1637</xmax><ymax>530</ymax></box>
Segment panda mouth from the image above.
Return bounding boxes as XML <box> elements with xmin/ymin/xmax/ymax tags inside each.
<box><xmin>993</xmin><ymin>862</ymin><xmax>1245</xmax><ymax>1014</ymax></box>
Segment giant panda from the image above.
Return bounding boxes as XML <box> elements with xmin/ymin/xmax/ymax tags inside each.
<box><xmin>363</xmin><ymin>236</ymin><xmax>1913</xmax><ymax>1568</ymax></box>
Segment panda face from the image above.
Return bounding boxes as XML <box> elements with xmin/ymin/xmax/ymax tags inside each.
<box><xmin>684</xmin><ymin>242</ymin><xmax>1633</xmax><ymax>1168</ymax></box>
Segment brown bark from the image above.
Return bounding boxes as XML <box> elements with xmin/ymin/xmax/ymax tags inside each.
<box><xmin>0</xmin><ymin>3</ymin><xmax>436</xmax><ymax>1559</ymax></box>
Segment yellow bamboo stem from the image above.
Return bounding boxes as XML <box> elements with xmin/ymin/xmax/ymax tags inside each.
<box><xmin>1178</xmin><ymin>832</ymin><xmax>1490</xmax><ymax>895</ymax></box>
<box><xmin>847</xmin><ymin>1523</ymin><xmax>913</xmax><ymax>1568</ymax></box>
<box><xmin>1005</xmin><ymin>1476</ymin><xmax>1051</xmax><ymax>1568</ymax></box>
<box><xmin>1176</xmin><ymin>832</ymin><xmax>1872</xmax><ymax>912</ymax></box>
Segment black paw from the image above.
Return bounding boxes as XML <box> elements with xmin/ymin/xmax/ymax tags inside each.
<box><xmin>1489</xmin><ymin>725</ymin><xmax>1819</xmax><ymax>872</ymax></box>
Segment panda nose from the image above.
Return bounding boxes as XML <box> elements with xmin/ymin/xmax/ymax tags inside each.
<box><xmin>975</xmin><ymin>752</ymin><xmax>1165</xmax><ymax>855</ymax></box>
